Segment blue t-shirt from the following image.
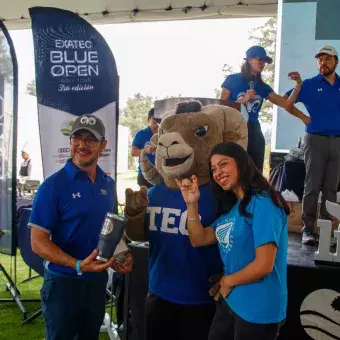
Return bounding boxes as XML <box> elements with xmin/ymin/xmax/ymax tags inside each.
<box><xmin>147</xmin><ymin>182</ymin><xmax>223</xmax><ymax>305</ymax></box>
<box><xmin>221</xmin><ymin>73</ymin><xmax>273</xmax><ymax>123</ymax></box>
<box><xmin>211</xmin><ymin>194</ymin><xmax>288</xmax><ymax>324</ymax></box>
<box><xmin>28</xmin><ymin>159</ymin><xmax>115</xmax><ymax>278</ymax></box>
<box><xmin>286</xmin><ymin>74</ymin><xmax>340</xmax><ymax>135</ymax></box>
<box><xmin>132</xmin><ymin>127</ymin><xmax>155</xmax><ymax>174</ymax></box>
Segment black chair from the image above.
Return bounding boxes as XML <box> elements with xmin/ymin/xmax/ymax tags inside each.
<box><xmin>0</xmin><ymin>206</ymin><xmax>43</xmax><ymax>321</ymax></box>
<box><xmin>17</xmin><ymin>207</ymin><xmax>44</xmax><ymax>324</ymax></box>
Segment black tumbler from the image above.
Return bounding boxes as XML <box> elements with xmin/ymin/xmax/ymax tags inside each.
<box><xmin>96</xmin><ymin>212</ymin><xmax>127</xmax><ymax>262</ymax></box>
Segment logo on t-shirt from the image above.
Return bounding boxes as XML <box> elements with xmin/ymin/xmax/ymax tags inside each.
<box><xmin>216</xmin><ymin>218</ymin><xmax>234</xmax><ymax>253</ymax></box>
<box><xmin>237</xmin><ymin>92</ymin><xmax>262</xmax><ymax>115</ymax></box>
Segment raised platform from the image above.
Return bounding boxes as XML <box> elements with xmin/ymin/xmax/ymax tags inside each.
<box><xmin>126</xmin><ymin>234</ymin><xmax>340</xmax><ymax>340</ymax></box>
<box><xmin>282</xmin><ymin>234</ymin><xmax>340</xmax><ymax>340</ymax></box>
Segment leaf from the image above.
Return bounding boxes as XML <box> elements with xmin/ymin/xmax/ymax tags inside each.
<box><xmin>120</xmin><ymin>93</ymin><xmax>154</xmax><ymax>169</ymax></box>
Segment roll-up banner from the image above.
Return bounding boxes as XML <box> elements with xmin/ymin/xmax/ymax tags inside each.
<box><xmin>29</xmin><ymin>7</ymin><xmax>119</xmax><ymax>179</ymax></box>
<box><xmin>0</xmin><ymin>20</ymin><xmax>18</xmax><ymax>256</ymax></box>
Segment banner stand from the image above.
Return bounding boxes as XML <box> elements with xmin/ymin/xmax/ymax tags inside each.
<box><xmin>0</xmin><ymin>19</ymin><xmax>40</xmax><ymax>322</ymax></box>
<box><xmin>29</xmin><ymin>7</ymin><xmax>120</xmax><ymax>338</ymax></box>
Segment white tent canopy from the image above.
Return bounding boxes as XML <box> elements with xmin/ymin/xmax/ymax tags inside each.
<box><xmin>4</xmin><ymin>0</ymin><xmax>277</xmax><ymax>29</ymax></box>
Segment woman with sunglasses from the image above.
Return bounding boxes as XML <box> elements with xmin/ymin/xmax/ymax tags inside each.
<box><xmin>220</xmin><ymin>45</ymin><xmax>308</xmax><ymax>172</ymax></box>
<box><xmin>176</xmin><ymin>142</ymin><xmax>289</xmax><ymax>340</ymax></box>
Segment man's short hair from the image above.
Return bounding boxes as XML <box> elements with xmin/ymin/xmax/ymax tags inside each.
<box><xmin>148</xmin><ymin>108</ymin><xmax>155</xmax><ymax>120</ymax></box>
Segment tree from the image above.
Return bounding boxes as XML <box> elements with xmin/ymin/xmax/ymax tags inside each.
<box><xmin>0</xmin><ymin>35</ymin><xmax>13</xmax><ymax>83</ymax></box>
<box><xmin>120</xmin><ymin>93</ymin><xmax>154</xmax><ymax>169</ymax></box>
<box><xmin>26</xmin><ymin>80</ymin><xmax>36</xmax><ymax>96</ymax></box>
<box><xmin>249</xmin><ymin>17</ymin><xmax>277</xmax><ymax>124</ymax></box>
<box><xmin>214</xmin><ymin>64</ymin><xmax>236</xmax><ymax>99</ymax></box>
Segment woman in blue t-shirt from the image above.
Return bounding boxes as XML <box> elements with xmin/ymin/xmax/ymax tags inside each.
<box><xmin>176</xmin><ymin>142</ymin><xmax>289</xmax><ymax>340</ymax></box>
<box><xmin>220</xmin><ymin>45</ymin><xmax>301</xmax><ymax>172</ymax></box>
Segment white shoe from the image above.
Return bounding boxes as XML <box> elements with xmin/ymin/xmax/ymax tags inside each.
<box><xmin>302</xmin><ymin>232</ymin><xmax>316</xmax><ymax>245</ymax></box>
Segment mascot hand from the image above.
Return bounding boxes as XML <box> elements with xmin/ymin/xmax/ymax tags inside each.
<box><xmin>112</xmin><ymin>251</ymin><xmax>133</xmax><ymax>274</ymax></box>
<box><xmin>125</xmin><ymin>186</ymin><xmax>148</xmax><ymax>217</ymax></box>
<box><xmin>209</xmin><ymin>272</ymin><xmax>224</xmax><ymax>302</ymax></box>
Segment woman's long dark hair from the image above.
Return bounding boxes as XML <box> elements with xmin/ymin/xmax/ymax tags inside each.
<box><xmin>209</xmin><ymin>142</ymin><xmax>290</xmax><ymax>218</ymax></box>
<box><xmin>241</xmin><ymin>60</ymin><xmax>265</xmax><ymax>85</ymax></box>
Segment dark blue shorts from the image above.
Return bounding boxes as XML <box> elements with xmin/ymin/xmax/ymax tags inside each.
<box><xmin>41</xmin><ymin>270</ymin><xmax>108</xmax><ymax>340</ymax></box>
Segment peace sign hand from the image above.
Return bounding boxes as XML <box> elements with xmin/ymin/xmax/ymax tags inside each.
<box><xmin>175</xmin><ymin>175</ymin><xmax>200</xmax><ymax>205</ymax></box>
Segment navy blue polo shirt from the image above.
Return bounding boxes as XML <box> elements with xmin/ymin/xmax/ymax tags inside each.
<box><xmin>132</xmin><ymin>127</ymin><xmax>155</xmax><ymax>174</ymax></box>
<box><xmin>286</xmin><ymin>74</ymin><xmax>340</xmax><ymax>135</ymax></box>
<box><xmin>221</xmin><ymin>73</ymin><xmax>273</xmax><ymax>123</ymax></box>
<box><xmin>28</xmin><ymin>158</ymin><xmax>115</xmax><ymax>278</ymax></box>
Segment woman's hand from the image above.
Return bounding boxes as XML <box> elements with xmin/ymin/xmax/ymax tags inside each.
<box><xmin>243</xmin><ymin>89</ymin><xmax>256</xmax><ymax>102</ymax></box>
<box><xmin>175</xmin><ymin>175</ymin><xmax>200</xmax><ymax>205</ymax></box>
<box><xmin>219</xmin><ymin>276</ymin><xmax>233</xmax><ymax>299</ymax></box>
<box><xmin>301</xmin><ymin>115</ymin><xmax>311</xmax><ymax>125</ymax></box>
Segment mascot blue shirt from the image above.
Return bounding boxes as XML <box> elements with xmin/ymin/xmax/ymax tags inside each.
<box><xmin>147</xmin><ymin>181</ymin><xmax>223</xmax><ymax>305</ymax></box>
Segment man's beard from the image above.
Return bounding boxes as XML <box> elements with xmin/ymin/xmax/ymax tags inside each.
<box><xmin>72</xmin><ymin>149</ymin><xmax>98</xmax><ymax>168</ymax></box>
<box><xmin>77</xmin><ymin>155</ymin><xmax>98</xmax><ymax>167</ymax></box>
<box><xmin>320</xmin><ymin>65</ymin><xmax>337</xmax><ymax>77</ymax></box>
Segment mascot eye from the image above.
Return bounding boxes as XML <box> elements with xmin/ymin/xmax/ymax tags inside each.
<box><xmin>161</xmin><ymin>129</ymin><xmax>167</xmax><ymax>134</ymax></box>
<box><xmin>195</xmin><ymin>126</ymin><xmax>208</xmax><ymax>137</ymax></box>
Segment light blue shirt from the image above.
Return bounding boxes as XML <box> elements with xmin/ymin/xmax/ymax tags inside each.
<box><xmin>211</xmin><ymin>193</ymin><xmax>288</xmax><ymax>324</ymax></box>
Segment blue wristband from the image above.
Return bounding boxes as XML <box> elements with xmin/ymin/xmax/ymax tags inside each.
<box><xmin>75</xmin><ymin>260</ymin><xmax>83</xmax><ymax>276</ymax></box>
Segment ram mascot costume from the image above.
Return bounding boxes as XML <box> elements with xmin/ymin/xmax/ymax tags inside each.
<box><xmin>125</xmin><ymin>101</ymin><xmax>247</xmax><ymax>340</ymax></box>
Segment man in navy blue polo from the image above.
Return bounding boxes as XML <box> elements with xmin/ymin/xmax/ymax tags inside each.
<box><xmin>286</xmin><ymin>45</ymin><xmax>340</xmax><ymax>245</ymax></box>
<box><xmin>131</xmin><ymin>108</ymin><xmax>158</xmax><ymax>188</ymax></box>
<box><xmin>29</xmin><ymin>114</ymin><xmax>133</xmax><ymax>340</ymax></box>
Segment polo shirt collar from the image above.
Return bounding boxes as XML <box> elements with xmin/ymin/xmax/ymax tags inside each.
<box><xmin>64</xmin><ymin>158</ymin><xmax>107</xmax><ymax>181</ymax></box>
<box><xmin>317</xmin><ymin>73</ymin><xmax>340</xmax><ymax>83</ymax></box>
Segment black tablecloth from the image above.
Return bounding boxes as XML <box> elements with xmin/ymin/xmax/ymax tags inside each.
<box><xmin>279</xmin><ymin>160</ymin><xmax>306</xmax><ymax>201</ymax></box>
<box><xmin>125</xmin><ymin>235</ymin><xmax>340</xmax><ymax>340</ymax></box>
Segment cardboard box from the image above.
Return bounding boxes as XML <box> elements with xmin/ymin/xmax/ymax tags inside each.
<box><xmin>287</xmin><ymin>201</ymin><xmax>339</xmax><ymax>234</ymax></box>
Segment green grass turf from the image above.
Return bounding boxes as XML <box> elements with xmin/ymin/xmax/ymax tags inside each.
<box><xmin>0</xmin><ymin>252</ymin><xmax>116</xmax><ymax>340</ymax></box>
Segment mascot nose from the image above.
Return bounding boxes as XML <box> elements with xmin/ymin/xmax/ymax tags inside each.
<box><xmin>159</xmin><ymin>141</ymin><xmax>179</xmax><ymax>148</ymax></box>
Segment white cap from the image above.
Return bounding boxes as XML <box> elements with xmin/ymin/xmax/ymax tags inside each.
<box><xmin>315</xmin><ymin>45</ymin><xmax>338</xmax><ymax>58</ymax></box>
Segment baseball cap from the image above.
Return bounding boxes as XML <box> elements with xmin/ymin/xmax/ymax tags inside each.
<box><xmin>315</xmin><ymin>45</ymin><xmax>338</xmax><ymax>58</ymax></box>
<box><xmin>71</xmin><ymin>114</ymin><xmax>105</xmax><ymax>140</ymax></box>
<box><xmin>245</xmin><ymin>46</ymin><xmax>273</xmax><ymax>64</ymax></box>
<box><xmin>148</xmin><ymin>108</ymin><xmax>155</xmax><ymax>120</ymax></box>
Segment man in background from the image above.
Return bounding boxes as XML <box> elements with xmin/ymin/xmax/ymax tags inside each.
<box><xmin>131</xmin><ymin>108</ymin><xmax>158</xmax><ymax>188</ymax></box>
<box><xmin>285</xmin><ymin>45</ymin><xmax>340</xmax><ymax>245</ymax></box>
<box><xmin>19</xmin><ymin>149</ymin><xmax>32</xmax><ymax>181</ymax></box>
<box><xmin>18</xmin><ymin>148</ymin><xmax>32</xmax><ymax>196</ymax></box>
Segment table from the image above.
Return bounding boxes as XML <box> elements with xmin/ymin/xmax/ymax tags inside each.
<box><xmin>279</xmin><ymin>160</ymin><xmax>306</xmax><ymax>202</ymax></box>
<box><xmin>125</xmin><ymin>235</ymin><xmax>340</xmax><ymax>340</ymax></box>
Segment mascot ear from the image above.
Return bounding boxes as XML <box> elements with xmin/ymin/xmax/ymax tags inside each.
<box><xmin>202</xmin><ymin>105</ymin><xmax>248</xmax><ymax>150</ymax></box>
